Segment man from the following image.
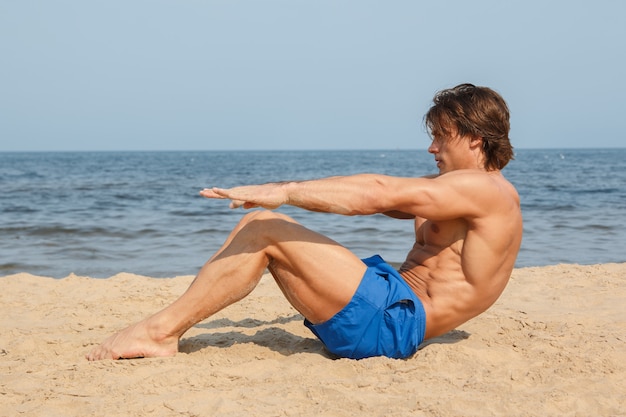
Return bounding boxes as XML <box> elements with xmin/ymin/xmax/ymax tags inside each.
<box><xmin>86</xmin><ymin>83</ymin><xmax>522</xmax><ymax>361</ymax></box>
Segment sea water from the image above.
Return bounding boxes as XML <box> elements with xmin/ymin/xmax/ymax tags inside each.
<box><xmin>1</xmin><ymin>149</ymin><xmax>624</xmax><ymax>278</ymax></box>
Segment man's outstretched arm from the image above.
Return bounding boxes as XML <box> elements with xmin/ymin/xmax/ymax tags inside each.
<box><xmin>201</xmin><ymin>174</ymin><xmax>417</xmax><ymax>215</ymax></box>
<box><xmin>201</xmin><ymin>170</ymin><xmax>503</xmax><ymax>222</ymax></box>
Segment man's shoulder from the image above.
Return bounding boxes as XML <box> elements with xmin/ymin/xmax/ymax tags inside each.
<box><xmin>439</xmin><ymin>169</ymin><xmax>519</xmax><ymax>210</ymax></box>
<box><xmin>435</xmin><ymin>169</ymin><xmax>503</xmax><ymax>188</ymax></box>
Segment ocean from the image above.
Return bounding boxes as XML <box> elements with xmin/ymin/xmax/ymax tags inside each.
<box><xmin>1</xmin><ymin>149</ymin><xmax>625</xmax><ymax>278</ymax></box>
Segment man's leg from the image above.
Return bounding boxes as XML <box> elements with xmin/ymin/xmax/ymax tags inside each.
<box><xmin>86</xmin><ymin>210</ymin><xmax>367</xmax><ymax>360</ymax></box>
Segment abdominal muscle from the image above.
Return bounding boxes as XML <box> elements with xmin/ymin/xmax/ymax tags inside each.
<box><xmin>399</xmin><ymin>249</ymin><xmax>470</xmax><ymax>339</ymax></box>
<box><xmin>397</xmin><ymin>220</ymin><xmax>495</xmax><ymax>339</ymax></box>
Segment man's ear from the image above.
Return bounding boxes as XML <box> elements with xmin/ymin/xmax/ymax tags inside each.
<box><xmin>469</xmin><ymin>135</ymin><xmax>483</xmax><ymax>150</ymax></box>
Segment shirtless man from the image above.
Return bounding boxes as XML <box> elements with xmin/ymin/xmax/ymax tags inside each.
<box><xmin>86</xmin><ymin>83</ymin><xmax>523</xmax><ymax>361</ymax></box>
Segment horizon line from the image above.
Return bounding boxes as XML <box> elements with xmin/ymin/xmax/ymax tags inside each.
<box><xmin>1</xmin><ymin>146</ymin><xmax>625</xmax><ymax>153</ymax></box>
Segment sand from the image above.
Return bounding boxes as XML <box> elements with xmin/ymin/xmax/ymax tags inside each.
<box><xmin>1</xmin><ymin>263</ymin><xmax>625</xmax><ymax>416</ymax></box>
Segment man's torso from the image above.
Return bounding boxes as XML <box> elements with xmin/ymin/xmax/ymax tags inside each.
<box><xmin>399</xmin><ymin>174</ymin><xmax>522</xmax><ymax>339</ymax></box>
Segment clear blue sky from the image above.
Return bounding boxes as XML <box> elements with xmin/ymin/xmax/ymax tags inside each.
<box><xmin>1</xmin><ymin>1</ymin><xmax>624</xmax><ymax>151</ymax></box>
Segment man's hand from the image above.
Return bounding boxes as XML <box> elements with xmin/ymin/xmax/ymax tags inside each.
<box><xmin>200</xmin><ymin>183</ymin><xmax>289</xmax><ymax>210</ymax></box>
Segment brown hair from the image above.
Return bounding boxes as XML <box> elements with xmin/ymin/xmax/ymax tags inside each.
<box><xmin>425</xmin><ymin>83</ymin><xmax>514</xmax><ymax>170</ymax></box>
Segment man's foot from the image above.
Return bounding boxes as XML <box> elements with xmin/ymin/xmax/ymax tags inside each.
<box><xmin>85</xmin><ymin>319</ymin><xmax>179</xmax><ymax>361</ymax></box>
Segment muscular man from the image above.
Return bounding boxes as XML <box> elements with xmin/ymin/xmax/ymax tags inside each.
<box><xmin>86</xmin><ymin>83</ymin><xmax>522</xmax><ymax>361</ymax></box>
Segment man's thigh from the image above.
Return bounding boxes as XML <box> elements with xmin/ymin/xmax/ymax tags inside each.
<box><xmin>261</xmin><ymin>213</ymin><xmax>367</xmax><ymax>324</ymax></box>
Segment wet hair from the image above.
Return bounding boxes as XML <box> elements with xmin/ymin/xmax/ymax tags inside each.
<box><xmin>425</xmin><ymin>83</ymin><xmax>514</xmax><ymax>170</ymax></box>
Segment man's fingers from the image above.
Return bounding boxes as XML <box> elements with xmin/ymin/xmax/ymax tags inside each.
<box><xmin>201</xmin><ymin>187</ymin><xmax>260</xmax><ymax>210</ymax></box>
<box><xmin>200</xmin><ymin>188</ymin><xmax>228</xmax><ymax>199</ymax></box>
<box><xmin>229</xmin><ymin>199</ymin><xmax>243</xmax><ymax>209</ymax></box>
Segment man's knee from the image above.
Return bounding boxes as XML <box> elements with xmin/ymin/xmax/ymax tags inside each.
<box><xmin>227</xmin><ymin>211</ymin><xmax>298</xmax><ymax>254</ymax></box>
<box><xmin>234</xmin><ymin>211</ymin><xmax>299</xmax><ymax>240</ymax></box>
<box><xmin>239</xmin><ymin>210</ymin><xmax>294</xmax><ymax>225</ymax></box>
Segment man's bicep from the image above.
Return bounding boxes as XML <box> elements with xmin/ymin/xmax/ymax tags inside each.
<box><xmin>397</xmin><ymin>174</ymin><xmax>487</xmax><ymax>221</ymax></box>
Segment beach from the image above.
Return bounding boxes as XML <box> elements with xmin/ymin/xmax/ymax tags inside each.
<box><xmin>1</xmin><ymin>263</ymin><xmax>624</xmax><ymax>416</ymax></box>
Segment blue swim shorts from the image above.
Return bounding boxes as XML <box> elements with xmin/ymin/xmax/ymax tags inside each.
<box><xmin>304</xmin><ymin>255</ymin><xmax>426</xmax><ymax>359</ymax></box>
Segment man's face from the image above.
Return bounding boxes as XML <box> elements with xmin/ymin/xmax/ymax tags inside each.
<box><xmin>427</xmin><ymin>127</ymin><xmax>476</xmax><ymax>174</ymax></box>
